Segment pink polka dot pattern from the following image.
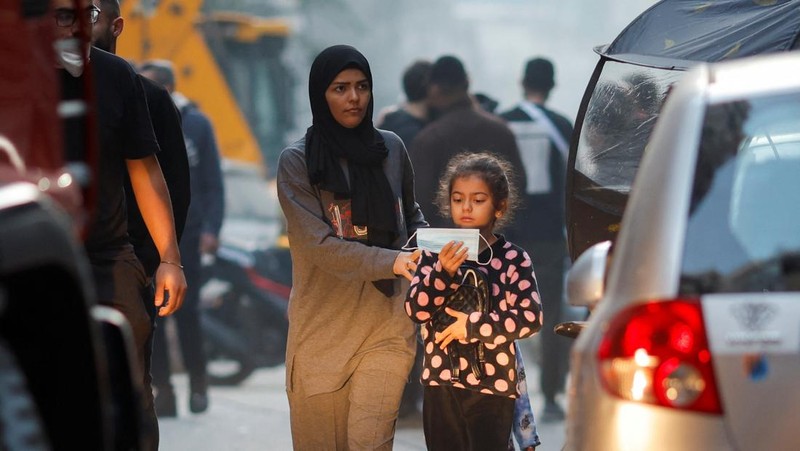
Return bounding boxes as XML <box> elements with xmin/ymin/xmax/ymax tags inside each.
<box><xmin>497</xmin><ymin>352</ymin><xmax>510</xmax><ymax>366</ymax></box>
<box><xmin>403</xmin><ymin>237</ymin><xmax>542</xmax><ymax>398</ymax></box>
<box><xmin>494</xmin><ymin>380</ymin><xmax>509</xmax><ymax>392</ymax></box>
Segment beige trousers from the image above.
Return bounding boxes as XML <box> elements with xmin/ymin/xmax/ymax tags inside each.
<box><xmin>288</xmin><ymin>354</ymin><xmax>411</xmax><ymax>450</ymax></box>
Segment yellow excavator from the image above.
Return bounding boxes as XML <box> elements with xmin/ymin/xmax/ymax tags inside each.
<box><xmin>118</xmin><ymin>0</ymin><xmax>293</xmax><ymax>170</ymax></box>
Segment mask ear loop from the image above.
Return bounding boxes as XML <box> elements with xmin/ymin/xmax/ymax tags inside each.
<box><xmin>476</xmin><ymin>234</ymin><xmax>494</xmax><ymax>265</ymax></box>
<box><xmin>401</xmin><ymin>230</ymin><xmax>419</xmax><ymax>252</ymax></box>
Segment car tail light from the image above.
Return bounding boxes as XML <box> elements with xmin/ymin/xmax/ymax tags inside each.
<box><xmin>597</xmin><ymin>299</ymin><xmax>723</xmax><ymax>414</ymax></box>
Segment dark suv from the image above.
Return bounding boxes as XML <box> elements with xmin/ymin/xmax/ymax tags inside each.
<box><xmin>0</xmin><ymin>1</ymin><xmax>144</xmax><ymax>449</ymax></box>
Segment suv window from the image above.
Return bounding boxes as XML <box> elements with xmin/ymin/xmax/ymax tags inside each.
<box><xmin>680</xmin><ymin>92</ymin><xmax>800</xmax><ymax>294</ymax></box>
<box><xmin>575</xmin><ymin>62</ymin><xmax>682</xmax><ymax>194</ymax></box>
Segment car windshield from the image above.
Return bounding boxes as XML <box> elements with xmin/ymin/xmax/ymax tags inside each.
<box><xmin>680</xmin><ymin>91</ymin><xmax>800</xmax><ymax>294</ymax></box>
<box><xmin>575</xmin><ymin>61</ymin><xmax>683</xmax><ymax>194</ymax></box>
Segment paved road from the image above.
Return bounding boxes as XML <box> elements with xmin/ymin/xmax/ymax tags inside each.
<box><xmin>159</xmin><ymin>364</ymin><xmax>566</xmax><ymax>450</ymax></box>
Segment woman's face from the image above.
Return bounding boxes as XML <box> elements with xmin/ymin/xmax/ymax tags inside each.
<box><xmin>325</xmin><ymin>68</ymin><xmax>371</xmax><ymax>128</ymax></box>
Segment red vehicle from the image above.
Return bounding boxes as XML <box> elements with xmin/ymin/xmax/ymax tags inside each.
<box><xmin>0</xmin><ymin>1</ymin><xmax>144</xmax><ymax>448</ymax></box>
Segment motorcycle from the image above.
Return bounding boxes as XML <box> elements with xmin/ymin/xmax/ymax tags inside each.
<box><xmin>199</xmin><ymin>242</ymin><xmax>291</xmax><ymax>386</ymax></box>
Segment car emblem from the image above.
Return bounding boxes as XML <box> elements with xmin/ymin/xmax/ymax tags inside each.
<box><xmin>731</xmin><ymin>302</ymin><xmax>775</xmax><ymax>331</ymax></box>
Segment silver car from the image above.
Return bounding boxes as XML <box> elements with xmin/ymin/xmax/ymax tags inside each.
<box><xmin>563</xmin><ymin>51</ymin><xmax>800</xmax><ymax>450</ymax></box>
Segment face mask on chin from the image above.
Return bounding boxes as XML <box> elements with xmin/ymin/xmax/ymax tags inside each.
<box><xmin>54</xmin><ymin>37</ymin><xmax>90</xmax><ymax>77</ymax></box>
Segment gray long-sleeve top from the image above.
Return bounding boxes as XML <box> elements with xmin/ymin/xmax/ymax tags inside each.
<box><xmin>276</xmin><ymin>130</ymin><xmax>427</xmax><ymax>396</ymax></box>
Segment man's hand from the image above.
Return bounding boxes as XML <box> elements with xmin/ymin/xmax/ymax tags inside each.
<box><xmin>154</xmin><ymin>261</ymin><xmax>187</xmax><ymax>316</ymax></box>
<box><xmin>434</xmin><ymin>307</ymin><xmax>469</xmax><ymax>350</ymax></box>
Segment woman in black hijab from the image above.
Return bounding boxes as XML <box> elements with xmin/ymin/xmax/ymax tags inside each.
<box><xmin>276</xmin><ymin>45</ymin><xmax>427</xmax><ymax>450</ymax></box>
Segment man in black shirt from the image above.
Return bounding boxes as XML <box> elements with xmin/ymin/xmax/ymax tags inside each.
<box><xmin>92</xmin><ymin>0</ymin><xmax>190</xmax><ymax>278</ymax></box>
<box><xmin>53</xmin><ymin>1</ymin><xmax>186</xmax><ymax>449</ymax></box>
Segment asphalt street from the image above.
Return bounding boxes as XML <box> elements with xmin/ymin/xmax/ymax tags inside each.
<box><xmin>159</xmin><ymin>362</ymin><xmax>566</xmax><ymax>450</ymax></box>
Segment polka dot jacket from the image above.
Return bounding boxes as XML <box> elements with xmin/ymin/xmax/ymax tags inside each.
<box><xmin>404</xmin><ymin>236</ymin><xmax>543</xmax><ymax>398</ymax></box>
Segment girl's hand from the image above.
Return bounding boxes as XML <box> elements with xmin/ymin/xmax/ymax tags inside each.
<box><xmin>439</xmin><ymin>240</ymin><xmax>468</xmax><ymax>277</ymax></box>
<box><xmin>434</xmin><ymin>307</ymin><xmax>468</xmax><ymax>349</ymax></box>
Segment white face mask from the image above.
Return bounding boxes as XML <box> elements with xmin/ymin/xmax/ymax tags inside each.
<box><xmin>54</xmin><ymin>38</ymin><xmax>89</xmax><ymax>77</ymax></box>
<box><xmin>404</xmin><ymin>228</ymin><xmax>493</xmax><ymax>264</ymax></box>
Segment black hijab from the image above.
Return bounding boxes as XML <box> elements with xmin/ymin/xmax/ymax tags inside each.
<box><xmin>305</xmin><ymin>45</ymin><xmax>398</xmax><ymax>248</ymax></box>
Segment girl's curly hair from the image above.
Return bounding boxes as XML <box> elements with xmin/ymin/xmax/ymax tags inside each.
<box><xmin>434</xmin><ymin>152</ymin><xmax>519</xmax><ymax>230</ymax></box>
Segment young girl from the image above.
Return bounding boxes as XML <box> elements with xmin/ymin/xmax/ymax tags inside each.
<box><xmin>405</xmin><ymin>152</ymin><xmax>543</xmax><ymax>450</ymax></box>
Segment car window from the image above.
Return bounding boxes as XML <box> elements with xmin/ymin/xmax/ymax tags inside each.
<box><xmin>575</xmin><ymin>62</ymin><xmax>682</xmax><ymax>193</ymax></box>
<box><xmin>680</xmin><ymin>92</ymin><xmax>800</xmax><ymax>294</ymax></box>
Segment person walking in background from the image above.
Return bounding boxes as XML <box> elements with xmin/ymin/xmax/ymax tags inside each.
<box><xmin>405</xmin><ymin>152</ymin><xmax>542</xmax><ymax>451</ymax></box>
<box><xmin>140</xmin><ymin>60</ymin><xmax>226</xmax><ymax>417</ymax></box>
<box><xmin>376</xmin><ymin>59</ymin><xmax>432</xmax><ymax>147</ymax></box>
<box><xmin>409</xmin><ymin>55</ymin><xmax>527</xmax><ymax>227</ymax></box>
<box><xmin>276</xmin><ymin>45</ymin><xmax>427</xmax><ymax>450</ymax></box>
<box><xmin>54</xmin><ymin>1</ymin><xmax>187</xmax><ymax>449</ymax></box>
<box><xmin>500</xmin><ymin>57</ymin><xmax>574</xmax><ymax>422</ymax></box>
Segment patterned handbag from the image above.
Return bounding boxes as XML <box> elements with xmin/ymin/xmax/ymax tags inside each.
<box><xmin>431</xmin><ymin>267</ymin><xmax>490</xmax><ymax>382</ymax></box>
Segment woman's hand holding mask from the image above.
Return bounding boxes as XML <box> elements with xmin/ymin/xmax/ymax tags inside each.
<box><xmin>393</xmin><ymin>249</ymin><xmax>422</xmax><ymax>281</ymax></box>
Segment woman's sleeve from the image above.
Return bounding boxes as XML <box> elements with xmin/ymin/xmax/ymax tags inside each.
<box><xmin>404</xmin><ymin>250</ymin><xmax>459</xmax><ymax>323</ymax></box>
<box><xmin>276</xmin><ymin>146</ymin><xmax>399</xmax><ymax>282</ymax></box>
<box><xmin>465</xmin><ymin>250</ymin><xmax>543</xmax><ymax>344</ymax></box>
<box><xmin>400</xmin><ymin>141</ymin><xmax>428</xmax><ymax>234</ymax></box>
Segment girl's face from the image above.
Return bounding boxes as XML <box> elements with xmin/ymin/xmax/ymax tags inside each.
<box><xmin>450</xmin><ymin>175</ymin><xmax>503</xmax><ymax>236</ymax></box>
<box><xmin>325</xmin><ymin>68</ymin><xmax>371</xmax><ymax>128</ymax></box>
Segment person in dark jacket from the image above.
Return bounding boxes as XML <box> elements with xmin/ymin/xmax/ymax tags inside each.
<box><xmin>140</xmin><ymin>59</ymin><xmax>226</xmax><ymax>417</ymax></box>
<box><xmin>500</xmin><ymin>57</ymin><xmax>574</xmax><ymax>422</ymax></box>
<box><xmin>408</xmin><ymin>55</ymin><xmax>527</xmax><ymax>228</ymax></box>
<box><xmin>376</xmin><ymin>59</ymin><xmax>432</xmax><ymax>147</ymax></box>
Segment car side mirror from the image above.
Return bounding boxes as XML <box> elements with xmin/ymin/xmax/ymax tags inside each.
<box><xmin>566</xmin><ymin>240</ymin><xmax>612</xmax><ymax>310</ymax></box>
